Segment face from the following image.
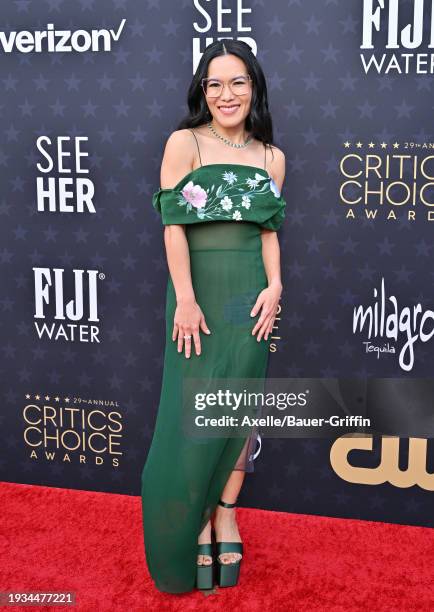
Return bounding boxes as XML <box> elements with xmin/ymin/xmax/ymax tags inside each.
<box><xmin>203</xmin><ymin>54</ymin><xmax>252</xmax><ymax>127</ymax></box>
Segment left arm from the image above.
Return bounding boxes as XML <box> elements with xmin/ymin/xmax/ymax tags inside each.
<box><xmin>251</xmin><ymin>146</ymin><xmax>286</xmax><ymax>341</ymax></box>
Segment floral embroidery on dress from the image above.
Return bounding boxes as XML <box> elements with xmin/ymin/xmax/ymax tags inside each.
<box><xmin>269</xmin><ymin>177</ymin><xmax>281</xmax><ymax>198</ymax></box>
<box><xmin>241</xmin><ymin>195</ymin><xmax>251</xmax><ymax>209</ymax></box>
<box><xmin>221</xmin><ymin>196</ymin><xmax>233</xmax><ymax>211</ymax></box>
<box><xmin>176</xmin><ymin>170</ymin><xmax>273</xmax><ymax>222</ymax></box>
<box><xmin>181</xmin><ymin>181</ymin><xmax>207</xmax><ymax>209</ymax></box>
<box><xmin>222</xmin><ymin>170</ymin><xmax>237</xmax><ymax>185</ymax></box>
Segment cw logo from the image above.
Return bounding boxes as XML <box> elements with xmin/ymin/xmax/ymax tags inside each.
<box><xmin>330</xmin><ymin>434</ymin><xmax>434</xmax><ymax>491</ymax></box>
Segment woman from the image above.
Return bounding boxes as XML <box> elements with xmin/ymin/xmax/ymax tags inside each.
<box><xmin>141</xmin><ymin>39</ymin><xmax>287</xmax><ymax>594</ymax></box>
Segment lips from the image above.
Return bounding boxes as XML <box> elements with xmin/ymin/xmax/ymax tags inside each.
<box><xmin>218</xmin><ymin>105</ymin><xmax>240</xmax><ymax>115</ymax></box>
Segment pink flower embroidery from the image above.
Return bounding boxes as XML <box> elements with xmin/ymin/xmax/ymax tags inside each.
<box><xmin>181</xmin><ymin>180</ymin><xmax>207</xmax><ymax>209</ymax></box>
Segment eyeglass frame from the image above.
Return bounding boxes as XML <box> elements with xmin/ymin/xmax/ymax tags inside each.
<box><xmin>201</xmin><ymin>74</ymin><xmax>252</xmax><ymax>98</ymax></box>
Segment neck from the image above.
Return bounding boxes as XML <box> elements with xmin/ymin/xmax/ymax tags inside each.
<box><xmin>210</xmin><ymin>119</ymin><xmax>249</xmax><ymax>144</ymax></box>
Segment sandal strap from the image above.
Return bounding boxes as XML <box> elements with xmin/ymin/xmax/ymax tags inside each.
<box><xmin>197</xmin><ymin>543</ymin><xmax>213</xmax><ymax>556</ymax></box>
<box><xmin>216</xmin><ymin>541</ymin><xmax>243</xmax><ymax>555</ymax></box>
<box><xmin>218</xmin><ymin>499</ymin><xmax>236</xmax><ymax>508</ymax></box>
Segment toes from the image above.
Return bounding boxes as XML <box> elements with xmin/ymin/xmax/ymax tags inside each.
<box><xmin>219</xmin><ymin>553</ymin><xmax>242</xmax><ymax>564</ymax></box>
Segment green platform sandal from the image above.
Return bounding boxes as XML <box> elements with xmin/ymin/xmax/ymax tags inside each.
<box><xmin>215</xmin><ymin>499</ymin><xmax>243</xmax><ymax>588</ymax></box>
<box><xmin>196</xmin><ymin>542</ymin><xmax>214</xmax><ymax>590</ymax></box>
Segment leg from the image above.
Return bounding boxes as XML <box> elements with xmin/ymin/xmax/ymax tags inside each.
<box><xmin>213</xmin><ymin>469</ymin><xmax>245</xmax><ymax>564</ymax></box>
<box><xmin>197</xmin><ymin>519</ymin><xmax>212</xmax><ymax>566</ymax></box>
<box><xmin>197</xmin><ymin>453</ymin><xmax>246</xmax><ymax>567</ymax></box>
<box><xmin>220</xmin><ymin>467</ymin><xmax>245</xmax><ymax>503</ymax></box>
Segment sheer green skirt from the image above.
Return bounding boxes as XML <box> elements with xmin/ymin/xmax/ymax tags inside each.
<box><xmin>141</xmin><ymin>220</ymin><xmax>271</xmax><ymax>593</ymax></box>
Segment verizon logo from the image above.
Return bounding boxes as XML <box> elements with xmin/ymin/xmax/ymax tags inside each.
<box><xmin>0</xmin><ymin>19</ymin><xmax>126</xmax><ymax>53</ymax></box>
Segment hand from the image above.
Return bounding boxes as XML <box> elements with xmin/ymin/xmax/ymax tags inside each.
<box><xmin>172</xmin><ymin>298</ymin><xmax>211</xmax><ymax>358</ymax></box>
<box><xmin>250</xmin><ymin>282</ymin><xmax>282</xmax><ymax>342</ymax></box>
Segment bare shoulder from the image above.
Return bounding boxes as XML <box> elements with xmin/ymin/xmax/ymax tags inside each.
<box><xmin>267</xmin><ymin>145</ymin><xmax>285</xmax><ymax>191</ymax></box>
<box><xmin>159</xmin><ymin>129</ymin><xmax>196</xmax><ymax>189</ymax></box>
<box><xmin>269</xmin><ymin>145</ymin><xmax>285</xmax><ymax>165</ymax></box>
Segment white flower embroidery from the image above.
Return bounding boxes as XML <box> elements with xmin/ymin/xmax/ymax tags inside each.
<box><xmin>246</xmin><ymin>177</ymin><xmax>259</xmax><ymax>189</ymax></box>
<box><xmin>269</xmin><ymin>177</ymin><xmax>281</xmax><ymax>198</ymax></box>
<box><xmin>222</xmin><ymin>171</ymin><xmax>237</xmax><ymax>185</ymax></box>
<box><xmin>246</xmin><ymin>172</ymin><xmax>267</xmax><ymax>189</ymax></box>
<box><xmin>232</xmin><ymin>210</ymin><xmax>242</xmax><ymax>221</ymax></box>
<box><xmin>220</xmin><ymin>196</ymin><xmax>233</xmax><ymax>211</ymax></box>
<box><xmin>241</xmin><ymin>195</ymin><xmax>251</xmax><ymax>209</ymax></box>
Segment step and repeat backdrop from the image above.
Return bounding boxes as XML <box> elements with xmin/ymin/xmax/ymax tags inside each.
<box><xmin>1</xmin><ymin>1</ymin><xmax>434</xmax><ymax>527</ymax></box>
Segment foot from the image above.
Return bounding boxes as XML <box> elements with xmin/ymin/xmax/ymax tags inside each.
<box><xmin>214</xmin><ymin>505</ymin><xmax>243</xmax><ymax>565</ymax></box>
<box><xmin>197</xmin><ymin>519</ymin><xmax>213</xmax><ymax>566</ymax></box>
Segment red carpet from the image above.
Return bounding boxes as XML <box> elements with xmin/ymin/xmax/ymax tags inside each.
<box><xmin>1</xmin><ymin>481</ymin><xmax>433</xmax><ymax>611</ymax></box>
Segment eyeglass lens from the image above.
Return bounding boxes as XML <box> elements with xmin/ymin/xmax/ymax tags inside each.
<box><xmin>203</xmin><ymin>76</ymin><xmax>250</xmax><ymax>97</ymax></box>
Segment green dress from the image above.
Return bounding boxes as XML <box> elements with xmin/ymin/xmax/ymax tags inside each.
<box><xmin>141</xmin><ymin>163</ymin><xmax>286</xmax><ymax>593</ymax></box>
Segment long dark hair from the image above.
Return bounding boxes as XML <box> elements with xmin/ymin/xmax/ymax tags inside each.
<box><xmin>177</xmin><ymin>40</ymin><xmax>274</xmax><ymax>152</ymax></box>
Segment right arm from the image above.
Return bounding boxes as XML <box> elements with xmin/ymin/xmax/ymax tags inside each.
<box><xmin>159</xmin><ymin>130</ymin><xmax>211</xmax><ymax>358</ymax></box>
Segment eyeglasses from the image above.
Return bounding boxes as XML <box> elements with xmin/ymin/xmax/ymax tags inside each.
<box><xmin>201</xmin><ymin>75</ymin><xmax>252</xmax><ymax>98</ymax></box>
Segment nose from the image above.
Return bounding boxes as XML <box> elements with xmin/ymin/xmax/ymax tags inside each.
<box><xmin>220</xmin><ymin>82</ymin><xmax>235</xmax><ymax>100</ymax></box>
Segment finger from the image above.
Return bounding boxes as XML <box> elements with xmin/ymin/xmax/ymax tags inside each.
<box><xmin>184</xmin><ymin>334</ymin><xmax>192</xmax><ymax>359</ymax></box>
<box><xmin>177</xmin><ymin>328</ymin><xmax>185</xmax><ymax>353</ymax></box>
<box><xmin>250</xmin><ymin>299</ymin><xmax>262</xmax><ymax>318</ymax></box>
<box><xmin>172</xmin><ymin>322</ymin><xmax>179</xmax><ymax>342</ymax></box>
<box><xmin>199</xmin><ymin>316</ymin><xmax>211</xmax><ymax>335</ymax></box>
<box><xmin>193</xmin><ymin>329</ymin><xmax>201</xmax><ymax>356</ymax></box>
<box><xmin>264</xmin><ymin>317</ymin><xmax>275</xmax><ymax>341</ymax></box>
<box><xmin>252</xmin><ymin>307</ymin><xmax>271</xmax><ymax>335</ymax></box>
<box><xmin>257</xmin><ymin>316</ymin><xmax>272</xmax><ymax>342</ymax></box>
<box><xmin>250</xmin><ymin>305</ymin><xmax>265</xmax><ymax>335</ymax></box>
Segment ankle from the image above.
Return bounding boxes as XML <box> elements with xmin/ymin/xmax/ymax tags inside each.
<box><xmin>215</xmin><ymin>504</ymin><xmax>235</xmax><ymax>515</ymax></box>
<box><xmin>214</xmin><ymin>507</ymin><xmax>238</xmax><ymax>529</ymax></box>
<box><xmin>198</xmin><ymin>519</ymin><xmax>212</xmax><ymax>543</ymax></box>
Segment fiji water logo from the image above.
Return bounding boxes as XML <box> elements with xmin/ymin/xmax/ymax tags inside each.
<box><xmin>360</xmin><ymin>0</ymin><xmax>434</xmax><ymax>74</ymax></box>
<box><xmin>0</xmin><ymin>20</ymin><xmax>126</xmax><ymax>54</ymax></box>
<box><xmin>352</xmin><ymin>277</ymin><xmax>434</xmax><ymax>372</ymax></box>
<box><xmin>33</xmin><ymin>267</ymin><xmax>103</xmax><ymax>343</ymax></box>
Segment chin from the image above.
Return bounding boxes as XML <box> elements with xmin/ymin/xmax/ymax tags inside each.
<box><xmin>213</xmin><ymin>110</ymin><xmax>248</xmax><ymax>124</ymax></box>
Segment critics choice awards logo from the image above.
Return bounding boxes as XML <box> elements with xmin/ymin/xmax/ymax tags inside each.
<box><xmin>339</xmin><ymin>141</ymin><xmax>434</xmax><ymax>222</ymax></box>
<box><xmin>23</xmin><ymin>393</ymin><xmax>123</xmax><ymax>467</ymax></box>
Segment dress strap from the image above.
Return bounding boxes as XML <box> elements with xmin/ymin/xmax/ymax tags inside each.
<box><xmin>188</xmin><ymin>129</ymin><xmax>203</xmax><ymax>167</ymax></box>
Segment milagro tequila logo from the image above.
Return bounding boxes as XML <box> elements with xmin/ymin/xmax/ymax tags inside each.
<box><xmin>0</xmin><ymin>19</ymin><xmax>126</xmax><ymax>53</ymax></box>
<box><xmin>352</xmin><ymin>277</ymin><xmax>434</xmax><ymax>371</ymax></box>
<box><xmin>33</xmin><ymin>267</ymin><xmax>103</xmax><ymax>342</ymax></box>
<box><xmin>361</xmin><ymin>0</ymin><xmax>434</xmax><ymax>74</ymax></box>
